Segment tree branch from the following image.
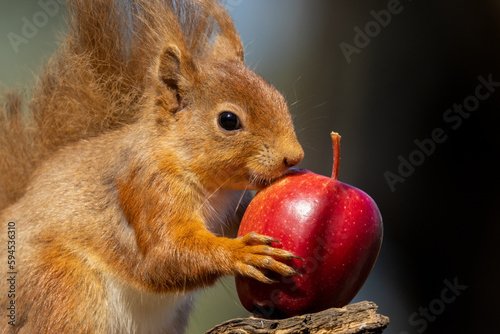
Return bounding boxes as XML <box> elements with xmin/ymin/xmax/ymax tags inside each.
<box><xmin>205</xmin><ymin>300</ymin><xmax>389</xmax><ymax>334</ymax></box>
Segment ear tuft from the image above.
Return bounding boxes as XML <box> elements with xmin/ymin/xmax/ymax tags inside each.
<box><xmin>211</xmin><ymin>35</ymin><xmax>244</xmax><ymax>63</ymax></box>
<box><xmin>159</xmin><ymin>45</ymin><xmax>183</xmax><ymax>89</ymax></box>
<box><xmin>157</xmin><ymin>45</ymin><xmax>195</xmax><ymax>113</ymax></box>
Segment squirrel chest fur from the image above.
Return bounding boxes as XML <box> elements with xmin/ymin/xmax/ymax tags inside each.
<box><xmin>0</xmin><ymin>0</ymin><xmax>303</xmax><ymax>333</ymax></box>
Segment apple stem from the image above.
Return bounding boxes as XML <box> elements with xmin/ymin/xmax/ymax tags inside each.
<box><xmin>331</xmin><ymin>132</ymin><xmax>341</xmax><ymax>180</ymax></box>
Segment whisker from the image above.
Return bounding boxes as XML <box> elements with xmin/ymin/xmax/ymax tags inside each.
<box><xmin>218</xmin><ymin>278</ymin><xmax>241</xmax><ymax>306</ymax></box>
<box><xmin>296</xmin><ymin>117</ymin><xmax>331</xmax><ymax>136</ymax></box>
<box><xmin>290</xmin><ymin>99</ymin><xmax>302</xmax><ymax>107</ymax></box>
<box><xmin>197</xmin><ymin>177</ymin><xmax>231</xmax><ymax>214</ymax></box>
<box><xmin>292</xmin><ymin>75</ymin><xmax>304</xmax><ymax>103</ymax></box>
<box><xmin>303</xmin><ymin>143</ymin><xmax>320</xmax><ymax>152</ymax></box>
<box><xmin>234</xmin><ymin>188</ymin><xmax>249</xmax><ymax>216</ymax></box>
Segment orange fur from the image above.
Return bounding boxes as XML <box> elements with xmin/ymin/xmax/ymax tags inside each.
<box><xmin>0</xmin><ymin>1</ymin><xmax>303</xmax><ymax>333</ymax></box>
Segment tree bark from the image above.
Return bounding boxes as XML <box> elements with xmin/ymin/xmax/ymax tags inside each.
<box><xmin>205</xmin><ymin>300</ymin><xmax>389</xmax><ymax>334</ymax></box>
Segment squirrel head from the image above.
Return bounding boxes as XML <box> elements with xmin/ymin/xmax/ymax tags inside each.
<box><xmin>147</xmin><ymin>26</ymin><xmax>303</xmax><ymax>192</ymax></box>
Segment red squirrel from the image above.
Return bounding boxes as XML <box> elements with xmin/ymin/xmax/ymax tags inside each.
<box><xmin>0</xmin><ymin>0</ymin><xmax>304</xmax><ymax>332</ymax></box>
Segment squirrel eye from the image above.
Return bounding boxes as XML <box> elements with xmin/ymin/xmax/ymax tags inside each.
<box><xmin>218</xmin><ymin>112</ymin><xmax>241</xmax><ymax>131</ymax></box>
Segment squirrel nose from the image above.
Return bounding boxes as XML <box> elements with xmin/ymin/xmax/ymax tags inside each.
<box><xmin>283</xmin><ymin>147</ymin><xmax>304</xmax><ymax>168</ymax></box>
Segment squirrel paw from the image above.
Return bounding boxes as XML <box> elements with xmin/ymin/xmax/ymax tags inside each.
<box><xmin>231</xmin><ymin>232</ymin><xmax>302</xmax><ymax>284</ymax></box>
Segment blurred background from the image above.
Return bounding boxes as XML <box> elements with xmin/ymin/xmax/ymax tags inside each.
<box><xmin>1</xmin><ymin>0</ymin><xmax>499</xmax><ymax>333</ymax></box>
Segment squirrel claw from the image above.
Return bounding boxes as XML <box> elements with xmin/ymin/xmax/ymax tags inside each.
<box><xmin>240</xmin><ymin>231</ymin><xmax>280</xmax><ymax>245</ymax></box>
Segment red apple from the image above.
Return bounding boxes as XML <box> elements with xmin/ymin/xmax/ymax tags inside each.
<box><xmin>235</xmin><ymin>132</ymin><xmax>383</xmax><ymax>318</ymax></box>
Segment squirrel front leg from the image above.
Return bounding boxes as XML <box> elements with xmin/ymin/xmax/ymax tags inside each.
<box><xmin>143</xmin><ymin>223</ymin><xmax>299</xmax><ymax>290</ymax></box>
<box><xmin>115</xmin><ymin>163</ymin><xmax>299</xmax><ymax>293</ymax></box>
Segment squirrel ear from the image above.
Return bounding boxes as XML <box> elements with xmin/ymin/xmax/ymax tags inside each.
<box><xmin>210</xmin><ymin>35</ymin><xmax>244</xmax><ymax>63</ymax></box>
<box><xmin>157</xmin><ymin>45</ymin><xmax>196</xmax><ymax>112</ymax></box>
